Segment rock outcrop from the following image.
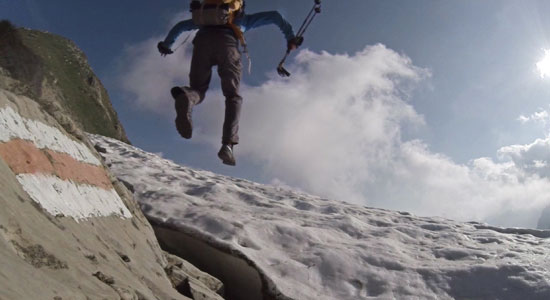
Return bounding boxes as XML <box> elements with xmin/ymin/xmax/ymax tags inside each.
<box><xmin>0</xmin><ymin>87</ymin><xmax>186</xmax><ymax>299</ymax></box>
<box><xmin>0</xmin><ymin>21</ymin><xmax>224</xmax><ymax>300</ymax></box>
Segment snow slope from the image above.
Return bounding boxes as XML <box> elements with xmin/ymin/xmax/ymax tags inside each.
<box><xmin>91</xmin><ymin>134</ymin><xmax>550</xmax><ymax>300</ymax></box>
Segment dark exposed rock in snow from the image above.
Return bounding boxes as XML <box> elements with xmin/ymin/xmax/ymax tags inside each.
<box><xmin>537</xmin><ymin>204</ymin><xmax>550</xmax><ymax>230</ymax></box>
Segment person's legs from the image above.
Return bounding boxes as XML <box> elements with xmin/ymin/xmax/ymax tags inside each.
<box><xmin>215</xmin><ymin>41</ymin><xmax>242</xmax><ymax>166</ymax></box>
<box><xmin>217</xmin><ymin>46</ymin><xmax>243</xmax><ymax>146</ymax></box>
<box><xmin>172</xmin><ymin>41</ymin><xmax>213</xmax><ymax>139</ymax></box>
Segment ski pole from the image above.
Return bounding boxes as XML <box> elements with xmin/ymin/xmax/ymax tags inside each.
<box><xmin>296</xmin><ymin>0</ymin><xmax>321</xmax><ymax>38</ymax></box>
<box><xmin>277</xmin><ymin>0</ymin><xmax>321</xmax><ymax>77</ymax></box>
<box><xmin>277</xmin><ymin>51</ymin><xmax>292</xmax><ymax>77</ymax></box>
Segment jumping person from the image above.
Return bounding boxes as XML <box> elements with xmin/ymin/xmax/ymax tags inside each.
<box><xmin>158</xmin><ymin>0</ymin><xmax>302</xmax><ymax>166</ymax></box>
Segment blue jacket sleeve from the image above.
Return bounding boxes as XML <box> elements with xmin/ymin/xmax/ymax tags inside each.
<box><xmin>163</xmin><ymin>19</ymin><xmax>199</xmax><ymax>48</ymax></box>
<box><xmin>238</xmin><ymin>11</ymin><xmax>295</xmax><ymax>41</ymax></box>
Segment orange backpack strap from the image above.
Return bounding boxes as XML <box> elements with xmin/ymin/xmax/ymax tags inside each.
<box><xmin>227</xmin><ymin>22</ymin><xmax>246</xmax><ymax>46</ymax></box>
<box><xmin>227</xmin><ymin>14</ymin><xmax>251</xmax><ymax>73</ymax></box>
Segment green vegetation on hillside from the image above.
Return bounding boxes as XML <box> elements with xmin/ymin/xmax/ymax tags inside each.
<box><xmin>0</xmin><ymin>20</ymin><xmax>129</xmax><ymax>143</ymax></box>
<box><xmin>0</xmin><ymin>20</ymin><xmax>44</xmax><ymax>98</ymax></box>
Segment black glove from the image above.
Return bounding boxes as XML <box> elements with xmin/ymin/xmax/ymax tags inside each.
<box><xmin>287</xmin><ymin>36</ymin><xmax>304</xmax><ymax>51</ymax></box>
<box><xmin>157</xmin><ymin>41</ymin><xmax>173</xmax><ymax>56</ymax></box>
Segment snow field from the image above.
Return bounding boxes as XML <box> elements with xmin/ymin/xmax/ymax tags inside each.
<box><xmin>90</xmin><ymin>134</ymin><xmax>550</xmax><ymax>300</ymax></box>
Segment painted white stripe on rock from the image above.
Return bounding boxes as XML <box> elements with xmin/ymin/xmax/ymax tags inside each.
<box><xmin>16</xmin><ymin>173</ymin><xmax>132</xmax><ymax>221</ymax></box>
<box><xmin>0</xmin><ymin>106</ymin><xmax>101</xmax><ymax>165</ymax></box>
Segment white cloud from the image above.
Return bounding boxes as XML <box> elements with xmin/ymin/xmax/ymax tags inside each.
<box><xmin>498</xmin><ymin>138</ymin><xmax>550</xmax><ymax>178</ymax></box>
<box><xmin>116</xmin><ymin>12</ymin><xmax>195</xmax><ymax>116</ymax></box>
<box><xmin>116</xmin><ymin>22</ymin><xmax>550</xmax><ymax>228</ymax></box>
<box><xmin>236</xmin><ymin>45</ymin><xmax>428</xmax><ymax>204</ymax></box>
<box><xmin>518</xmin><ymin>109</ymin><xmax>549</xmax><ymax>126</ymax></box>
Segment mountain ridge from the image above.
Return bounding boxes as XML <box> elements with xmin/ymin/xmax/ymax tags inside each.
<box><xmin>0</xmin><ymin>20</ymin><xmax>129</xmax><ymax>143</ymax></box>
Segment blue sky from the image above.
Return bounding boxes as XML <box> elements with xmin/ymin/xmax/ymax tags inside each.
<box><xmin>3</xmin><ymin>0</ymin><xmax>550</xmax><ymax>227</ymax></box>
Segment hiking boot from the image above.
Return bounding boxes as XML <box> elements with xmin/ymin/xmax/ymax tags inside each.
<box><xmin>171</xmin><ymin>86</ymin><xmax>193</xmax><ymax>139</ymax></box>
<box><xmin>218</xmin><ymin>144</ymin><xmax>236</xmax><ymax>166</ymax></box>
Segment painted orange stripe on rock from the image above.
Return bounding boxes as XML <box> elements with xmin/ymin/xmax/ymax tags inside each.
<box><xmin>0</xmin><ymin>139</ymin><xmax>113</xmax><ymax>190</ymax></box>
<box><xmin>0</xmin><ymin>139</ymin><xmax>56</xmax><ymax>174</ymax></box>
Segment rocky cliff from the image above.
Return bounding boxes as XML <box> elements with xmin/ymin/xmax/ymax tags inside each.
<box><xmin>0</xmin><ymin>21</ymin><xmax>223</xmax><ymax>300</ymax></box>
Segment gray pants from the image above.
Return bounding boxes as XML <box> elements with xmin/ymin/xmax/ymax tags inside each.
<box><xmin>180</xmin><ymin>27</ymin><xmax>243</xmax><ymax>145</ymax></box>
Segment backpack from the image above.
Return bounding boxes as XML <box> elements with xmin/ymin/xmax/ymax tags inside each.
<box><xmin>190</xmin><ymin>0</ymin><xmax>250</xmax><ymax>71</ymax></box>
<box><xmin>190</xmin><ymin>1</ymin><xmax>242</xmax><ymax>26</ymax></box>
